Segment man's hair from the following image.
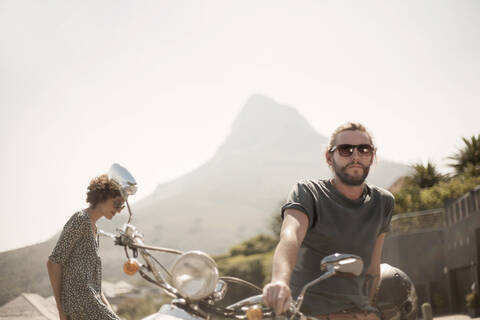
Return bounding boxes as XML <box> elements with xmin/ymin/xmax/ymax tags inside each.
<box><xmin>86</xmin><ymin>174</ymin><xmax>121</xmax><ymax>208</ymax></box>
<box><xmin>327</xmin><ymin>122</ymin><xmax>374</xmax><ymax>152</ymax></box>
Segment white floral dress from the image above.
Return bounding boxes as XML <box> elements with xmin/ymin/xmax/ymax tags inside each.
<box><xmin>49</xmin><ymin>210</ymin><xmax>120</xmax><ymax>320</ymax></box>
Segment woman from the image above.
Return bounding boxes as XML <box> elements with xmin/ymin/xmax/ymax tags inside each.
<box><xmin>47</xmin><ymin>174</ymin><xmax>125</xmax><ymax>320</ymax></box>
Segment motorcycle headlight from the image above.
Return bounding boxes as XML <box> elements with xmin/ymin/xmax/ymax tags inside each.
<box><xmin>170</xmin><ymin>250</ymin><xmax>219</xmax><ymax>300</ymax></box>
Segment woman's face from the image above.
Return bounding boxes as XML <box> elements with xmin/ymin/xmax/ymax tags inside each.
<box><xmin>98</xmin><ymin>196</ymin><xmax>125</xmax><ymax>220</ymax></box>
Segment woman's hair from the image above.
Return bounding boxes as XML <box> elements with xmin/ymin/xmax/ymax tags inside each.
<box><xmin>86</xmin><ymin>174</ymin><xmax>121</xmax><ymax>208</ymax></box>
<box><xmin>326</xmin><ymin>122</ymin><xmax>374</xmax><ymax>152</ymax></box>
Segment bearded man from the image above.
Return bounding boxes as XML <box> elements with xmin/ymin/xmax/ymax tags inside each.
<box><xmin>262</xmin><ymin>122</ymin><xmax>393</xmax><ymax>320</ymax></box>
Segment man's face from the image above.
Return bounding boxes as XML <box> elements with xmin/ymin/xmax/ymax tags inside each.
<box><xmin>326</xmin><ymin>130</ymin><xmax>375</xmax><ymax>186</ymax></box>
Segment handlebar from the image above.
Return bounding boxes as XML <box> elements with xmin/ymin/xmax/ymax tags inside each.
<box><xmin>129</xmin><ymin>242</ymin><xmax>183</xmax><ymax>255</ymax></box>
<box><xmin>102</xmin><ymin>223</ymin><xmax>324</xmax><ymax>320</ymax></box>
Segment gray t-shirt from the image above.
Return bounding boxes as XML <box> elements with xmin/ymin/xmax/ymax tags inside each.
<box><xmin>281</xmin><ymin>179</ymin><xmax>394</xmax><ymax>316</ymax></box>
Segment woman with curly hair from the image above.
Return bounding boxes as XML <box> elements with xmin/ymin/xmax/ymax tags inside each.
<box><xmin>47</xmin><ymin>174</ymin><xmax>125</xmax><ymax>320</ymax></box>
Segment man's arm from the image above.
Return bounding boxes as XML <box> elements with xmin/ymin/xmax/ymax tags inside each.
<box><xmin>366</xmin><ymin>233</ymin><xmax>386</xmax><ymax>305</ymax></box>
<box><xmin>46</xmin><ymin>259</ymin><xmax>68</xmax><ymax>320</ymax></box>
<box><xmin>262</xmin><ymin>209</ymin><xmax>309</xmax><ymax>315</ymax></box>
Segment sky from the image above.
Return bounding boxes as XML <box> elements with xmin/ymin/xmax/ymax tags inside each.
<box><xmin>1</xmin><ymin>0</ymin><xmax>479</xmax><ymax>252</ymax></box>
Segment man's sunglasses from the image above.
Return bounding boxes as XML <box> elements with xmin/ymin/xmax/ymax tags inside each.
<box><xmin>113</xmin><ymin>199</ymin><xmax>125</xmax><ymax>210</ymax></box>
<box><xmin>329</xmin><ymin>144</ymin><xmax>374</xmax><ymax>157</ymax></box>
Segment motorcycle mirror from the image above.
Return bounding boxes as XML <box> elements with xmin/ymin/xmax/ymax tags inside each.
<box><xmin>108</xmin><ymin>163</ymin><xmax>137</xmax><ymax>223</ymax></box>
<box><xmin>293</xmin><ymin>253</ymin><xmax>364</xmax><ymax>316</ymax></box>
<box><xmin>320</xmin><ymin>253</ymin><xmax>363</xmax><ymax>276</ymax></box>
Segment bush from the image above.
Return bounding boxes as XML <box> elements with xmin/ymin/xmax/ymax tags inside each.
<box><xmin>466</xmin><ymin>292</ymin><xmax>480</xmax><ymax>309</ymax></box>
<box><xmin>215</xmin><ymin>250</ymin><xmax>274</xmax><ymax>306</ymax></box>
<box><xmin>393</xmin><ymin>175</ymin><xmax>480</xmax><ymax>214</ymax></box>
<box><xmin>228</xmin><ymin>234</ymin><xmax>277</xmax><ymax>256</ymax></box>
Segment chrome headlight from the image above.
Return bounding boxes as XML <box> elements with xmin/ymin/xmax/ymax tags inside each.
<box><xmin>170</xmin><ymin>251</ymin><xmax>219</xmax><ymax>300</ymax></box>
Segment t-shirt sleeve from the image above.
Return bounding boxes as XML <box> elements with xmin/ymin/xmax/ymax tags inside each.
<box><xmin>281</xmin><ymin>180</ymin><xmax>317</xmax><ymax>229</ymax></box>
<box><xmin>379</xmin><ymin>193</ymin><xmax>395</xmax><ymax>235</ymax></box>
<box><xmin>49</xmin><ymin>213</ymin><xmax>87</xmax><ymax>265</ymax></box>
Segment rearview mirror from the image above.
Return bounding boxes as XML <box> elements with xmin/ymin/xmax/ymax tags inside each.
<box><xmin>108</xmin><ymin>163</ymin><xmax>137</xmax><ymax>223</ymax></box>
<box><xmin>321</xmin><ymin>253</ymin><xmax>363</xmax><ymax>276</ymax></box>
<box><xmin>293</xmin><ymin>253</ymin><xmax>364</xmax><ymax>317</ymax></box>
<box><xmin>108</xmin><ymin>163</ymin><xmax>137</xmax><ymax>200</ymax></box>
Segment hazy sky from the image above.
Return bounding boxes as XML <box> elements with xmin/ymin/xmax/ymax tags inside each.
<box><xmin>1</xmin><ymin>0</ymin><xmax>479</xmax><ymax>252</ymax></box>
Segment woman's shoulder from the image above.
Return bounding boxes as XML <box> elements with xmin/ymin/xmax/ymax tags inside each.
<box><xmin>65</xmin><ymin>210</ymin><xmax>90</xmax><ymax>228</ymax></box>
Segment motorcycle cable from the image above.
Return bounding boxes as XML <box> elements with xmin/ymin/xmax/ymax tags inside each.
<box><xmin>138</xmin><ymin>268</ymin><xmax>179</xmax><ymax>299</ymax></box>
<box><xmin>219</xmin><ymin>276</ymin><xmax>263</xmax><ymax>293</ymax></box>
<box><xmin>148</xmin><ymin>253</ymin><xmax>172</xmax><ymax>278</ymax></box>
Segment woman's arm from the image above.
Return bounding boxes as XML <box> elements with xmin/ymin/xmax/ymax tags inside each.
<box><xmin>366</xmin><ymin>233</ymin><xmax>386</xmax><ymax>305</ymax></box>
<box><xmin>46</xmin><ymin>259</ymin><xmax>68</xmax><ymax>320</ymax></box>
<box><xmin>263</xmin><ymin>209</ymin><xmax>309</xmax><ymax>315</ymax></box>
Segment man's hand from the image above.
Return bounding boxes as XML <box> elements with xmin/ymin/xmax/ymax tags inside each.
<box><xmin>262</xmin><ymin>281</ymin><xmax>292</xmax><ymax>316</ymax></box>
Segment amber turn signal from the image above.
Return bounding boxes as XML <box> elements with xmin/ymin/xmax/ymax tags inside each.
<box><xmin>123</xmin><ymin>258</ymin><xmax>140</xmax><ymax>275</ymax></box>
<box><xmin>246</xmin><ymin>305</ymin><xmax>262</xmax><ymax>320</ymax></box>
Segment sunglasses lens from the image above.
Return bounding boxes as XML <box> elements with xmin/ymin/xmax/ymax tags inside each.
<box><xmin>337</xmin><ymin>145</ymin><xmax>354</xmax><ymax>156</ymax></box>
<box><xmin>358</xmin><ymin>144</ymin><xmax>373</xmax><ymax>155</ymax></box>
<box><xmin>114</xmin><ymin>199</ymin><xmax>124</xmax><ymax>209</ymax></box>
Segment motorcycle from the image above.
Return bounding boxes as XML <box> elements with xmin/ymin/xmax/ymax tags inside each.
<box><xmin>100</xmin><ymin>164</ymin><xmax>397</xmax><ymax>320</ymax></box>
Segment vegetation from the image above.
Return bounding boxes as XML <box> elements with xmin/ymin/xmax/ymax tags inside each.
<box><xmin>228</xmin><ymin>234</ymin><xmax>277</xmax><ymax>257</ymax></box>
<box><xmin>393</xmin><ymin>173</ymin><xmax>480</xmax><ymax>214</ymax></box>
<box><xmin>215</xmin><ymin>233</ymin><xmax>277</xmax><ymax>305</ymax></box>
<box><xmin>409</xmin><ymin>161</ymin><xmax>447</xmax><ymax>189</ymax></box>
<box><xmin>466</xmin><ymin>292</ymin><xmax>480</xmax><ymax>309</ymax></box>
<box><xmin>216</xmin><ymin>250</ymin><xmax>274</xmax><ymax>305</ymax></box>
<box><xmin>448</xmin><ymin>134</ymin><xmax>480</xmax><ymax>177</ymax></box>
<box><xmin>393</xmin><ymin>134</ymin><xmax>480</xmax><ymax>213</ymax></box>
<box><xmin>390</xmin><ymin>134</ymin><xmax>480</xmax><ymax>234</ymax></box>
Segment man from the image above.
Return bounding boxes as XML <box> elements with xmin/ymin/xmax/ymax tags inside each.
<box><xmin>262</xmin><ymin>122</ymin><xmax>393</xmax><ymax>320</ymax></box>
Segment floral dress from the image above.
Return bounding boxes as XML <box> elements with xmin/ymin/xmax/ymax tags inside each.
<box><xmin>49</xmin><ymin>210</ymin><xmax>120</xmax><ymax>320</ymax></box>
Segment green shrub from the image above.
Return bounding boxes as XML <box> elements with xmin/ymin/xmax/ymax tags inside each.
<box><xmin>466</xmin><ymin>292</ymin><xmax>480</xmax><ymax>309</ymax></box>
<box><xmin>228</xmin><ymin>234</ymin><xmax>277</xmax><ymax>256</ymax></box>
<box><xmin>394</xmin><ymin>175</ymin><xmax>480</xmax><ymax>214</ymax></box>
<box><xmin>215</xmin><ymin>250</ymin><xmax>274</xmax><ymax>305</ymax></box>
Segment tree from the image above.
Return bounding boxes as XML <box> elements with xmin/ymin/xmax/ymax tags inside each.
<box><xmin>448</xmin><ymin>134</ymin><xmax>480</xmax><ymax>177</ymax></box>
<box><xmin>409</xmin><ymin>161</ymin><xmax>446</xmax><ymax>189</ymax></box>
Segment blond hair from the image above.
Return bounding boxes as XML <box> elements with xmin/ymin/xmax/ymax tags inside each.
<box><xmin>327</xmin><ymin>122</ymin><xmax>374</xmax><ymax>152</ymax></box>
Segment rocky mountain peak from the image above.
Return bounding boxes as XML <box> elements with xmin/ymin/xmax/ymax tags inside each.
<box><xmin>219</xmin><ymin>94</ymin><xmax>325</xmax><ymax>154</ymax></box>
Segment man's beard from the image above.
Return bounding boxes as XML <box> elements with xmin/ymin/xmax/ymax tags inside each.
<box><xmin>333</xmin><ymin>161</ymin><xmax>370</xmax><ymax>186</ymax></box>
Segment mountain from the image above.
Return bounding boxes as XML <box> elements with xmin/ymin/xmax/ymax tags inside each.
<box><xmin>0</xmin><ymin>94</ymin><xmax>411</xmax><ymax>306</ymax></box>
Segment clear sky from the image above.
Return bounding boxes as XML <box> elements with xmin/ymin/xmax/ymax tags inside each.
<box><xmin>1</xmin><ymin>0</ymin><xmax>479</xmax><ymax>252</ymax></box>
